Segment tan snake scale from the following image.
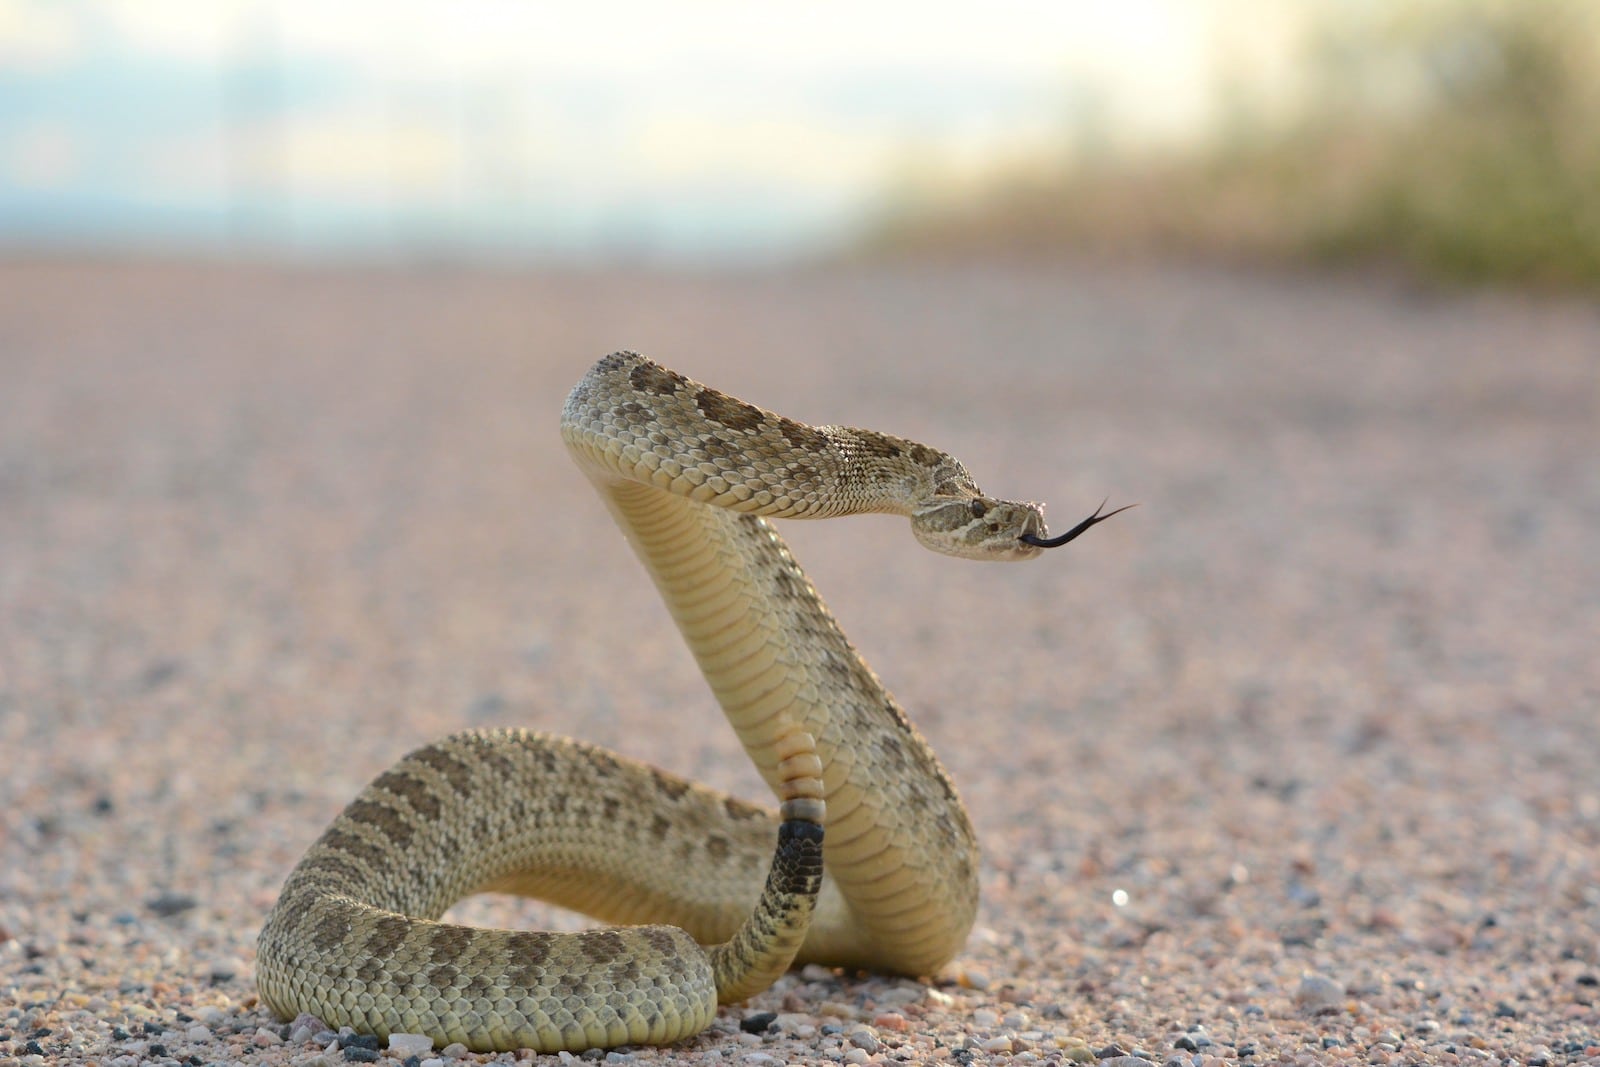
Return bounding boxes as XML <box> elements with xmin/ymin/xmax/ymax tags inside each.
<box><xmin>257</xmin><ymin>353</ymin><xmax>1124</xmax><ymax>1053</ymax></box>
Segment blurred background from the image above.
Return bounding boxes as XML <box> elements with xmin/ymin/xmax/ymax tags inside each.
<box><xmin>4</xmin><ymin>0</ymin><xmax>1596</xmax><ymax>284</ymax></box>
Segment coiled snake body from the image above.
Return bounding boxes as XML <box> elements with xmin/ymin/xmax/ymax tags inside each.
<box><xmin>257</xmin><ymin>353</ymin><xmax>1123</xmax><ymax>1052</ymax></box>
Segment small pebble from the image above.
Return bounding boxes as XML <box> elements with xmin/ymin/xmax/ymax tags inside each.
<box><xmin>740</xmin><ymin>1012</ymin><xmax>777</xmax><ymax>1034</ymax></box>
<box><xmin>872</xmin><ymin>1012</ymin><xmax>907</xmax><ymax>1031</ymax></box>
<box><xmin>184</xmin><ymin>1024</ymin><xmax>211</xmax><ymax>1043</ymax></box>
<box><xmin>843</xmin><ymin>1048</ymin><xmax>870</xmax><ymax>1065</ymax></box>
<box><xmin>972</xmin><ymin>1009</ymin><xmax>1000</xmax><ymax>1028</ymax></box>
<box><xmin>875</xmin><ymin>985</ymin><xmax>926</xmax><ymax>1009</ymax></box>
<box><xmin>145</xmin><ymin>890</ymin><xmax>197</xmax><ymax>917</ymax></box>
<box><xmin>389</xmin><ymin>1033</ymin><xmax>435</xmax><ymax>1056</ymax></box>
<box><xmin>848</xmin><ymin>1027</ymin><xmax>880</xmax><ymax>1053</ymax></box>
<box><xmin>1294</xmin><ymin>973</ymin><xmax>1346</xmax><ymax>1013</ymax></box>
<box><xmin>441</xmin><ymin>1042</ymin><xmax>470</xmax><ymax>1058</ymax></box>
<box><xmin>344</xmin><ymin>1048</ymin><xmax>380</xmax><ymax>1063</ymax></box>
<box><xmin>980</xmin><ymin>1036</ymin><xmax>1013</xmax><ymax>1053</ymax></box>
<box><xmin>253</xmin><ymin>1027</ymin><xmax>285</xmax><ymax>1047</ymax></box>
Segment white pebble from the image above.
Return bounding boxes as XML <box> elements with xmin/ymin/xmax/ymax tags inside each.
<box><xmin>292</xmin><ymin>1012</ymin><xmax>328</xmax><ymax>1034</ymax></box>
<box><xmin>422</xmin><ymin>1059</ymin><xmax>446</xmax><ymax>1067</ymax></box>
<box><xmin>844</xmin><ymin>1048</ymin><xmax>871</xmax><ymax>1065</ymax></box>
<box><xmin>981</xmin><ymin>1036</ymin><xmax>1014</xmax><ymax>1053</ymax></box>
<box><xmin>876</xmin><ymin>985</ymin><xmax>927</xmax><ymax>1008</ymax></box>
<box><xmin>973</xmin><ymin>1009</ymin><xmax>1000</xmax><ymax>1028</ymax></box>
<box><xmin>389</xmin><ymin>1033</ymin><xmax>436</xmax><ymax>1056</ymax></box>
<box><xmin>252</xmin><ymin>1027</ymin><xmax>285</xmax><ymax>1046</ymax></box>
<box><xmin>1294</xmin><ymin>973</ymin><xmax>1346</xmax><ymax>1013</ymax></box>
<box><xmin>185</xmin><ymin>1024</ymin><xmax>212</xmax><ymax>1043</ymax></box>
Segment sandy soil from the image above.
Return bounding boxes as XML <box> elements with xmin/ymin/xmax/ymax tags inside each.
<box><xmin>1</xmin><ymin>257</ymin><xmax>1596</xmax><ymax>1066</ymax></box>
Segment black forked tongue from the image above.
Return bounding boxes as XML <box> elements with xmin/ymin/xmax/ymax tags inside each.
<box><xmin>1019</xmin><ymin>498</ymin><xmax>1136</xmax><ymax>549</ymax></box>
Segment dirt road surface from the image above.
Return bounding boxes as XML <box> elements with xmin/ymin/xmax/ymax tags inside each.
<box><xmin>2</xmin><ymin>258</ymin><xmax>1597</xmax><ymax>1065</ymax></box>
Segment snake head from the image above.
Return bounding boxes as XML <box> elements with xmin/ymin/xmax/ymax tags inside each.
<box><xmin>912</xmin><ymin>496</ymin><xmax>1134</xmax><ymax>561</ymax></box>
<box><xmin>911</xmin><ymin>496</ymin><xmax>1054</xmax><ymax>561</ymax></box>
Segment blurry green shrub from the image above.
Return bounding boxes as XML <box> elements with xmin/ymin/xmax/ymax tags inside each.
<box><xmin>871</xmin><ymin>0</ymin><xmax>1600</xmax><ymax>288</ymax></box>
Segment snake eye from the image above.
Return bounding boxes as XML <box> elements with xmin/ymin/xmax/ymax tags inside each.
<box><xmin>969</xmin><ymin>499</ymin><xmax>988</xmax><ymax>518</ymax></box>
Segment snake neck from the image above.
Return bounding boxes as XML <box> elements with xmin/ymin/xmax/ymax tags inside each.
<box><xmin>585</xmin><ymin>475</ymin><xmax>978</xmax><ymax>975</ymax></box>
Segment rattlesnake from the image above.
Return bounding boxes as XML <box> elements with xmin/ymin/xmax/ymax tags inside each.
<box><xmin>256</xmin><ymin>353</ymin><xmax>1127</xmax><ymax>1053</ymax></box>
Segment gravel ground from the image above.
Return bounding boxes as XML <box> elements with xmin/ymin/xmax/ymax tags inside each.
<box><xmin>1</xmin><ymin>257</ymin><xmax>1596</xmax><ymax>1067</ymax></box>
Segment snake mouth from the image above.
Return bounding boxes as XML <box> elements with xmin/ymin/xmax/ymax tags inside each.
<box><xmin>1018</xmin><ymin>510</ymin><xmax>1047</xmax><ymax>545</ymax></box>
<box><xmin>1018</xmin><ymin>498</ymin><xmax>1135</xmax><ymax>549</ymax></box>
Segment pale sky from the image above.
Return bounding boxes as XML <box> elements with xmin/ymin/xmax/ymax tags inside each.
<box><xmin>0</xmin><ymin>1</ymin><xmax>1317</xmax><ymax>260</ymax></box>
